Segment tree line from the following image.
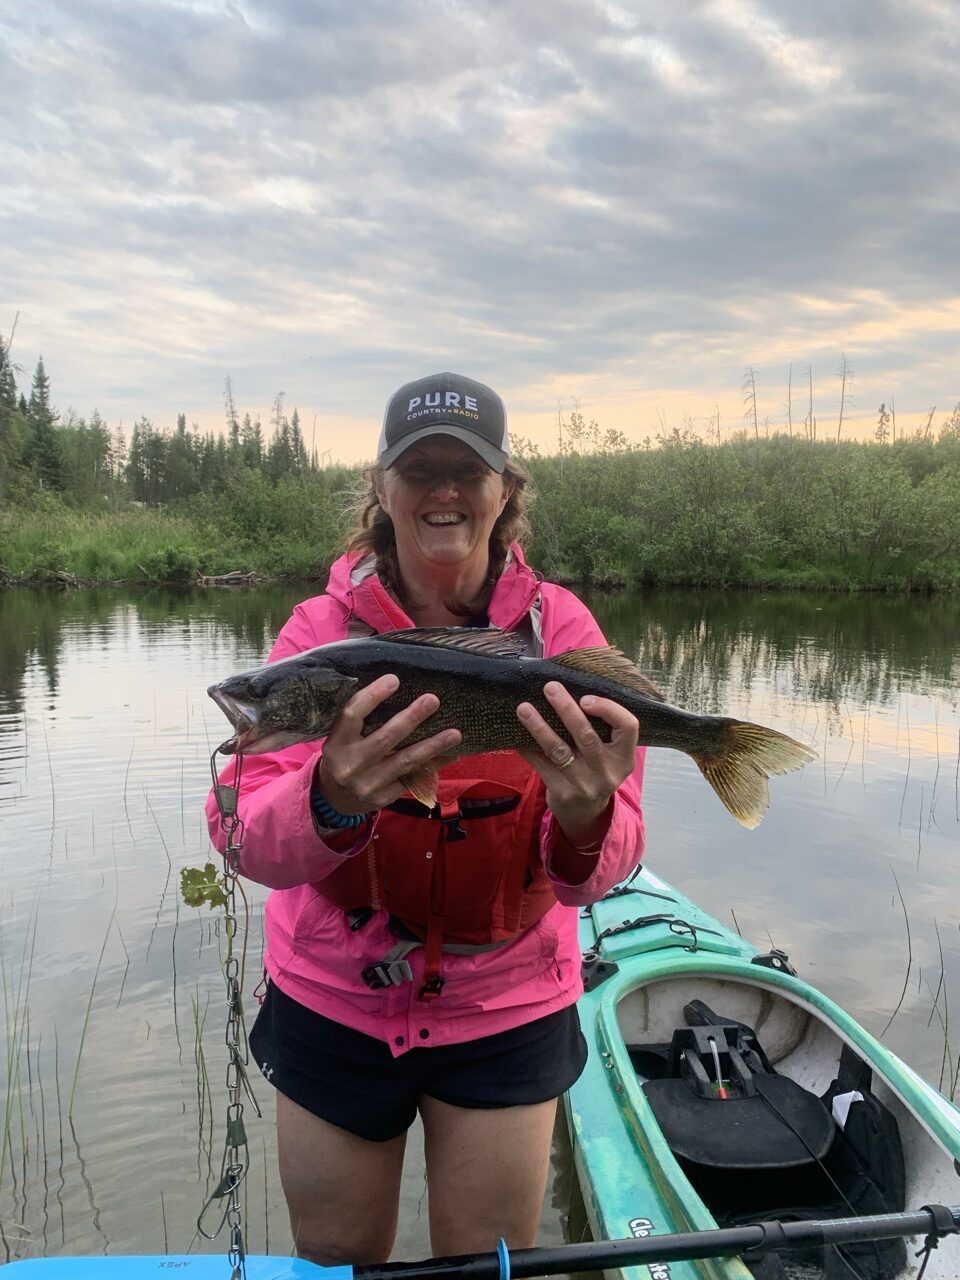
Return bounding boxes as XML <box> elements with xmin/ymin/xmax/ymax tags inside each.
<box><xmin>2</xmin><ymin>337</ymin><xmax>960</xmax><ymax>591</ymax></box>
<box><xmin>0</xmin><ymin>338</ymin><xmax>319</xmax><ymax>507</ymax></box>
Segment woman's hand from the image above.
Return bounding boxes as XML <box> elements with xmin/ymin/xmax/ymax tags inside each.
<box><xmin>516</xmin><ymin>681</ymin><xmax>639</xmax><ymax>849</ymax></box>
<box><xmin>316</xmin><ymin>675</ymin><xmax>462</xmax><ymax>815</ymax></box>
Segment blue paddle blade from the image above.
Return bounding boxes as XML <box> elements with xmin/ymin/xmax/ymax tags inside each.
<box><xmin>0</xmin><ymin>1258</ymin><xmax>350</xmax><ymax>1279</ymax></box>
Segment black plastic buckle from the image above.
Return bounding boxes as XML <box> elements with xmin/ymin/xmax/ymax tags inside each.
<box><xmin>362</xmin><ymin>962</ymin><xmax>390</xmax><ymax>990</ymax></box>
<box><xmin>417</xmin><ymin>975</ymin><xmax>445</xmax><ymax>1001</ymax></box>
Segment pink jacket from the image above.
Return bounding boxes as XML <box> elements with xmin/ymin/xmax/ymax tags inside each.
<box><xmin>206</xmin><ymin>547</ymin><xmax>645</xmax><ymax>1055</ymax></box>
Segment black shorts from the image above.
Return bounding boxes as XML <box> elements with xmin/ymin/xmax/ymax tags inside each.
<box><xmin>249</xmin><ymin>982</ymin><xmax>588</xmax><ymax>1143</ymax></box>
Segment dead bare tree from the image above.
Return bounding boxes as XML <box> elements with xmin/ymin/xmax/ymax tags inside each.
<box><xmin>804</xmin><ymin>365</ymin><xmax>815</xmax><ymax>441</ymax></box>
<box><xmin>786</xmin><ymin>363</ymin><xmax>793</xmax><ymax>436</ymax></box>
<box><xmin>742</xmin><ymin>367</ymin><xmax>760</xmax><ymax>443</ymax></box>
<box><xmin>836</xmin><ymin>353</ymin><xmax>854</xmax><ymax>442</ymax></box>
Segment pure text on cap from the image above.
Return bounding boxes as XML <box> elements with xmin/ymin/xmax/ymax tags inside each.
<box><xmin>377</xmin><ymin>372</ymin><xmax>510</xmax><ymax>472</ymax></box>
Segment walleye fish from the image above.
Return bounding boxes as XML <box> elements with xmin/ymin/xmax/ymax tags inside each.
<box><xmin>208</xmin><ymin>626</ymin><xmax>815</xmax><ymax>828</ymax></box>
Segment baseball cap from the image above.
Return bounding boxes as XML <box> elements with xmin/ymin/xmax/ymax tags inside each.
<box><xmin>377</xmin><ymin>372</ymin><xmax>510</xmax><ymax>473</ymax></box>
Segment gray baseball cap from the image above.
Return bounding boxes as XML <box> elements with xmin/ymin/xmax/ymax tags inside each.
<box><xmin>377</xmin><ymin>372</ymin><xmax>510</xmax><ymax>472</ymax></box>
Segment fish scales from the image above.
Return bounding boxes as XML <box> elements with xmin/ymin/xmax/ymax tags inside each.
<box><xmin>208</xmin><ymin>626</ymin><xmax>816</xmax><ymax>827</ymax></box>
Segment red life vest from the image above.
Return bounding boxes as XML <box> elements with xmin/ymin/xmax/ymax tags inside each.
<box><xmin>315</xmin><ymin>750</ymin><xmax>556</xmax><ymax>999</ymax></box>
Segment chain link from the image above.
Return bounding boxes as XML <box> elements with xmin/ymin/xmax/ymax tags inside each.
<box><xmin>198</xmin><ymin>746</ymin><xmax>261</xmax><ymax>1278</ymax></box>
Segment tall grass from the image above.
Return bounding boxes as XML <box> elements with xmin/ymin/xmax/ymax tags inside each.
<box><xmin>3</xmin><ymin>427</ymin><xmax>960</xmax><ymax>588</ymax></box>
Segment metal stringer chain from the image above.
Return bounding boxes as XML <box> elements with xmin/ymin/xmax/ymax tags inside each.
<box><xmin>198</xmin><ymin>745</ymin><xmax>262</xmax><ymax>1279</ymax></box>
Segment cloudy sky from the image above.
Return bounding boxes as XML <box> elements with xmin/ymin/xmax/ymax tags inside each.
<box><xmin>3</xmin><ymin>0</ymin><xmax>959</xmax><ymax>459</ymax></box>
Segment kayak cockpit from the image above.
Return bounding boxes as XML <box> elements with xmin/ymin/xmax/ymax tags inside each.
<box><xmin>611</xmin><ymin>973</ymin><xmax>960</xmax><ymax>1280</ymax></box>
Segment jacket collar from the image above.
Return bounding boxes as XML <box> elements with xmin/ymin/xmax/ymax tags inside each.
<box><xmin>324</xmin><ymin>545</ymin><xmax>541</xmax><ymax>635</ymax></box>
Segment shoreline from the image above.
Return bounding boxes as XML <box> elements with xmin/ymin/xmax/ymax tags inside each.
<box><xmin>1</xmin><ymin>567</ymin><xmax>953</xmax><ymax>595</ymax></box>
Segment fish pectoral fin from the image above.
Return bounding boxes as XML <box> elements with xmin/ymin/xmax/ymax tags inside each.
<box><xmin>550</xmin><ymin>646</ymin><xmax>667</xmax><ymax>700</ymax></box>
<box><xmin>693</xmin><ymin>723</ymin><xmax>817</xmax><ymax>828</ymax></box>
<box><xmin>379</xmin><ymin>626</ymin><xmax>528</xmax><ymax>659</ymax></box>
<box><xmin>398</xmin><ymin>764</ymin><xmax>440</xmax><ymax>810</ymax></box>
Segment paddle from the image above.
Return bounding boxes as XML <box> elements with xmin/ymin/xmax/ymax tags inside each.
<box><xmin>353</xmin><ymin>1204</ymin><xmax>960</xmax><ymax>1280</ymax></box>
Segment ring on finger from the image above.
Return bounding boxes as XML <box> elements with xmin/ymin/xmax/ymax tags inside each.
<box><xmin>555</xmin><ymin>751</ymin><xmax>576</xmax><ymax>770</ymax></box>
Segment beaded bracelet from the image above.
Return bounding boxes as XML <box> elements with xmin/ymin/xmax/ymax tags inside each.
<box><xmin>310</xmin><ymin>787</ymin><xmax>369</xmax><ymax>831</ymax></box>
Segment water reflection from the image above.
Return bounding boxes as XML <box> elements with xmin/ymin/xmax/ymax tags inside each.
<box><xmin>0</xmin><ymin>583</ymin><xmax>958</xmax><ymax>1264</ymax></box>
<box><xmin>589</xmin><ymin>588</ymin><xmax>960</xmax><ymax>720</ymax></box>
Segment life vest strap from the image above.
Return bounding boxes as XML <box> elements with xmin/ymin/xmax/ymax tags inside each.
<box><xmin>360</xmin><ymin>930</ymin><xmax>513</xmax><ymax>992</ymax></box>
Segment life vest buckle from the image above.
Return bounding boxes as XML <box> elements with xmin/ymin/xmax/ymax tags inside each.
<box><xmin>417</xmin><ymin>975</ymin><xmax>445</xmax><ymax>1001</ymax></box>
<box><xmin>360</xmin><ymin>940</ymin><xmax>420</xmax><ymax>990</ymax></box>
<box><xmin>362</xmin><ymin>958</ymin><xmax>414</xmax><ymax>989</ymax></box>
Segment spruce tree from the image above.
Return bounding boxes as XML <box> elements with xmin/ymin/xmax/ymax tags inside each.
<box><xmin>0</xmin><ymin>334</ymin><xmax>20</xmax><ymax>494</ymax></box>
<box><xmin>26</xmin><ymin>356</ymin><xmax>63</xmax><ymax>489</ymax></box>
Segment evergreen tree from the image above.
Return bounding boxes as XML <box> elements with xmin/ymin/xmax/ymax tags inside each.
<box><xmin>25</xmin><ymin>356</ymin><xmax>63</xmax><ymax>489</ymax></box>
<box><xmin>125</xmin><ymin>420</ymin><xmax>147</xmax><ymax>499</ymax></box>
<box><xmin>0</xmin><ymin>334</ymin><xmax>17</xmax><ymax>416</ymax></box>
<box><xmin>241</xmin><ymin>412</ymin><xmax>263</xmax><ymax>468</ymax></box>
<box><xmin>90</xmin><ymin>411</ymin><xmax>112</xmax><ymax>482</ymax></box>
<box><xmin>290</xmin><ymin>407</ymin><xmax>308</xmax><ymax>472</ymax></box>
<box><xmin>167</xmin><ymin>413</ymin><xmax>198</xmax><ymax>501</ymax></box>
<box><xmin>0</xmin><ymin>333</ymin><xmax>21</xmax><ymax>495</ymax></box>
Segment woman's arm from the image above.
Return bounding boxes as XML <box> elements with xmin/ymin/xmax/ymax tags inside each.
<box><xmin>205</xmin><ymin>598</ymin><xmax>460</xmax><ymax>889</ymax></box>
<box><xmin>523</xmin><ymin>587</ymin><xmax>646</xmax><ymax>904</ymax></box>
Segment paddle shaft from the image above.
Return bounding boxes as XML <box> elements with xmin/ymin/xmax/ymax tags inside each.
<box><xmin>354</xmin><ymin>1205</ymin><xmax>960</xmax><ymax>1280</ymax></box>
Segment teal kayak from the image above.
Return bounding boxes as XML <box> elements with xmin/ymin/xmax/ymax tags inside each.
<box><xmin>565</xmin><ymin>865</ymin><xmax>960</xmax><ymax>1280</ymax></box>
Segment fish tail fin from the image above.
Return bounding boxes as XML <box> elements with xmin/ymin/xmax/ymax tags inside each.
<box><xmin>693</xmin><ymin>723</ymin><xmax>816</xmax><ymax>829</ymax></box>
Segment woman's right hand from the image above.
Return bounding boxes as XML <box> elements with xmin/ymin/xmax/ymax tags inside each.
<box><xmin>315</xmin><ymin>674</ymin><xmax>461</xmax><ymax>815</ymax></box>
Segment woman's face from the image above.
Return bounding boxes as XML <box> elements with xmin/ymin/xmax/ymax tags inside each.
<box><xmin>375</xmin><ymin>436</ymin><xmax>514</xmax><ymax>581</ymax></box>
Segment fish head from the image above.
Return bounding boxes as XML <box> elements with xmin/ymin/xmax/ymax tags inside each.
<box><xmin>208</xmin><ymin>650</ymin><xmax>359</xmax><ymax>754</ymax></box>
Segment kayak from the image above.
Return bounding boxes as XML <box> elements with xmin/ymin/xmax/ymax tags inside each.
<box><xmin>5</xmin><ymin>868</ymin><xmax>959</xmax><ymax>1280</ymax></box>
<box><xmin>564</xmin><ymin>865</ymin><xmax>960</xmax><ymax>1280</ymax></box>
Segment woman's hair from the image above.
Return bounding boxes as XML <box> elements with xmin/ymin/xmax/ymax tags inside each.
<box><xmin>344</xmin><ymin>457</ymin><xmax>533</xmax><ymax>617</ymax></box>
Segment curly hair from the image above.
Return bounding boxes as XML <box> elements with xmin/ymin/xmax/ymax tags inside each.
<box><xmin>343</xmin><ymin>458</ymin><xmax>533</xmax><ymax>617</ymax></box>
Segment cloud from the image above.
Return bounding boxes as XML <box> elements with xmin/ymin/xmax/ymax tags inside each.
<box><xmin>3</xmin><ymin>0</ymin><xmax>959</xmax><ymax>452</ymax></box>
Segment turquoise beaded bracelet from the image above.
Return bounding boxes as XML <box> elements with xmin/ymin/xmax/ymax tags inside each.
<box><xmin>310</xmin><ymin>787</ymin><xmax>369</xmax><ymax>831</ymax></box>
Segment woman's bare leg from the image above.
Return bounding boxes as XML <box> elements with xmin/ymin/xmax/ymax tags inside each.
<box><xmin>276</xmin><ymin>1091</ymin><xmax>408</xmax><ymax>1265</ymax></box>
<box><xmin>420</xmin><ymin>1094</ymin><xmax>557</xmax><ymax>1255</ymax></box>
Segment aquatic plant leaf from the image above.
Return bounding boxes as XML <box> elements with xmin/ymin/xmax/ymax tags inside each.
<box><xmin>180</xmin><ymin>862</ymin><xmax>228</xmax><ymax>910</ymax></box>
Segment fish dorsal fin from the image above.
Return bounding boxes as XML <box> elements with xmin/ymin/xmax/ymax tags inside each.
<box><xmin>551</xmin><ymin>646</ymin><xmax>667</xmax><ymax>701</ymax></box>
<box><xmin>378</xmin><ymin>626</ymin><xmax>528</xmax><ymax>659</ymax></box>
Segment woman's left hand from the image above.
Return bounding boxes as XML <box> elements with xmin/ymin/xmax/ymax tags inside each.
<box><xmin>516</xmin><ymin>681</ymin><xmax>640</xmax><ymax>848</ymax></box>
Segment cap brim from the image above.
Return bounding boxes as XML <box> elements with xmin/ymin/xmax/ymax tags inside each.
<box><xmin>380</xmin><ymin>423</ymin><xmax>507</xmax><ymax>473</ymax></box>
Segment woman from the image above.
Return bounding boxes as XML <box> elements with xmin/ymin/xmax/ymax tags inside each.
<box><xmin>206</xmin><ymin>371</ymin><xmax>645</xmax><ymax>1265</ymax></box>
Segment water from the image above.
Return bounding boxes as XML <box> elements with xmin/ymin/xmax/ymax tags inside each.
<box><xmin>1</xmin><ymin>583</ymin><xmax>958</xmax><ymax>1265</ymax></box>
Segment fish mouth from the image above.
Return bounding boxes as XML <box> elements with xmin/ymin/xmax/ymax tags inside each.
<box><xmin>208</xmin><ymin>686</ymin><xmax>261</xmax><ymax>750</ymax></box>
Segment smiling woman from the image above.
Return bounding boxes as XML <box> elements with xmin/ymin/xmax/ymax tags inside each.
<box><xmin>347</xmin><ymin>381</ymin><xmax>533</xmax><ymax>624</ymax></box>
<box><xmin>206</xmin><ymin>370</ymin><xmax>646</xmax><ymax>1267</ymax></box>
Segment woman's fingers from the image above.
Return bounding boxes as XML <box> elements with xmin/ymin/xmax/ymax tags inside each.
<box><xmin>320</xmin><ymin>675</ymin><xmax>461</xmax><ymax>812</ymax></box>
<box><xmin>517</xmin><ymin>681</ymin><xmax>639</xmax><ymax>835</ymax></box>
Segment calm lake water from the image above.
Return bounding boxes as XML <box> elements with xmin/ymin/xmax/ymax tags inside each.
<box><xmin>1</xmin><ymin>583</ymin><xmax>959</xmax><ymax>1266</ymax></box>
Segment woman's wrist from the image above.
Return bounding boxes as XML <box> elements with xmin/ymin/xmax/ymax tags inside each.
<box><xmin>310</xmin><ymin>786</ymin><xmax>370</xmax><ymax>830</ymax></box>
<box><xmin>554</xmin><ymin>799</ymin><xmax>614</xmax><ymax>854</ymax></box>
